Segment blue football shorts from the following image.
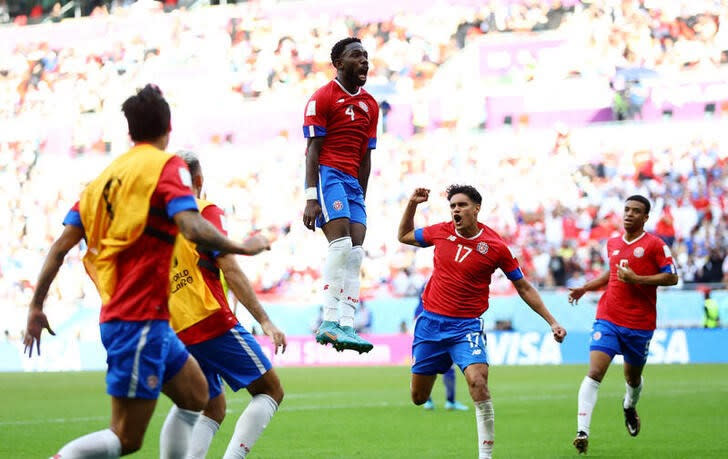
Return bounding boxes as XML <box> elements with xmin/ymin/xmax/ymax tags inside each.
<box><xmin>100</xmin><ymin>319</ymin><xmax>189</xmax><ymax>399</ymax></box>
<box><xmin>412</xmin><ymin>310</ymin><xmax>488</xmax><ymax>375</ymax></box>
<box><xmin>314</xmin><ymin>165</ymin><xmax>366</xmax><ymax>228</ymax></box>
<box><xmin>589</xmin><ymin>319</ymin><xmax>654</xmax><ymax>367</ymax></box>
<box><xmin>186</xmin><ymin>324</ymin><xmax>273</xmax><ymax>399</ymax></box>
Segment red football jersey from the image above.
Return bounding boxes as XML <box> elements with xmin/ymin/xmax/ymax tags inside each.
<box><xmin>415</xmin><ymin>222</ymin><xmax>523</xmax><ymax>318</ymax></box>
<box><xmin>303</xmin><ymin>79</ymin><xmax>379</xmax><ymax>178</ymax></box>
<box><xmin>596</xmin><ymin>232</ymin><xmax>676</xmax><ymax>330</ymax></box>
<box><xmin>64</xmin><ymin>156</ymin><xmax>198</xmax><ymax>323</ymax></box>
<box><xmin>177</xmin><ymin>204</ymin><xmax>239</xmax><ymax>346</ymax></box>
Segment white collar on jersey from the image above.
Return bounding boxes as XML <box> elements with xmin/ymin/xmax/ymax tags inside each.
<box><xmin>333</xmin><ymin>78</ymin><xmax>361</xmax><ymax>97</ymax></box>
<box><xmin>622</xmin><ymin>231</ymin><xmax>646</xmax><ymax>245</ymax></box>
<box><xmin>455</xmin><ymin>228</ymin><xmax>483</xmax><ymax>240</ymax></box>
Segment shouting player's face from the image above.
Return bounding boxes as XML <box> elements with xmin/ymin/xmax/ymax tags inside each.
<box><xmin>338</xmin><ymin>42</ymin><xmax>369</xmax><ymax>87</ymax></box>
<box><xmin>623</xmin><ymin>200</ymin><xmax>648</xmax><ymax>232</ymax></box>
<box><xmin>449</xmin><ymin>193</ymin><xmax>480</xmax><ymax>233</ymax></box>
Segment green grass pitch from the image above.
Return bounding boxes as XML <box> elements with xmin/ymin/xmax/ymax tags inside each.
<box><xmin>1</xmin><ymin>364</ymin><xmax>727</xmax><ymax>458</ymax></box>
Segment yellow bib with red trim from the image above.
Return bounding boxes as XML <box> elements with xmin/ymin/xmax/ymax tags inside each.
<box><xmin>168</xmin><ymin>199</ymin><xmax>223</xmax><ymax>333</ymax></box>
<box><xmin>79</xmin><ymin>144</ymin><xmax>173</xmax><ymax>304</ymax></box>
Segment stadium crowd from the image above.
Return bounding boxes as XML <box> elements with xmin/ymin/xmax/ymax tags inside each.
<box><xmin>2</xmin><ymin>1</ymin><xmax>728</xmax><ymax>335</ymax></box>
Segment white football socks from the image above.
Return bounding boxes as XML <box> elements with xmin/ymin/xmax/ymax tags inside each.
<box><xmin>624</xmin><ymin>377</ymin><xmax>643</xmax><ymax>409</ymax></box>
<box><xmin>159</xmin><ymin>405</ymin><xmax>201</xmax><ymax>459</ymax></box>
<box><xmin>186</xmin><ymin>415</ymin><xmax>220</xmax><ymax>459</ymax></box>
<box><xmin>339</xmin><ymin>245</ymin><xmax>364</xmax><ymax>328</ymax></box>
<box><xmin>577</xmin><ymin>376</ymin><xmax>601</xmax><ymax>435</ymax></box>
<box><xmin>474</xmin><ymin>399</ymin><xmax>494</xmax><ymax>459</ymax></box>
<box><xmin>321</xmin><ymin>237</ymin><xmax>352</xmax><ymax>323</ymax></box>
<box><xmin>223</xmin><ymin>394</ymin><xmax>278</xmax><ymax>459</ymax></box>
<box><xmin>54</xmin><ymin>428</ymin><xmax>121</xmax><ymax>459</ymax></box>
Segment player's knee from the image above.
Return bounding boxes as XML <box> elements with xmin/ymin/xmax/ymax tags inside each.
<box><xmin>117</xmin><ymin>431</ymin><xmax>144</xmax><ymax>455</ymax></box>
<box><xmin>587</xmin><ymin>369</ymin><xmax>605</xmax><ymax>382</ymax></box>
<box><xmin>411</xmin><ymin>390</ymin><xmax>429</xmax><ymax>406</ymax></box>
<box><xmin>467</xmin><ymin>377</ymin><xmax>489</xmax><ymax>399</ymax></box>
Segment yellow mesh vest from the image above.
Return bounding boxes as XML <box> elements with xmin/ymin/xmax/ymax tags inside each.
<box><xmin>79</xmin><ymin>145</ymin><xmax>173</xmax><ymax>304</ymax></box>
<box><xmin>168</xmin><ymin>199</ymin><xmax>223</xmax><ymax>333</ymax></box>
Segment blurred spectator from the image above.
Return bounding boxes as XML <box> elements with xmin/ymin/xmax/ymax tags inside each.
<box><xmin>703</xmin><ymin>290</ymin><xmax>720</xmax><ymax>328</ymax></box>
<box><xmin>354</xmin><ymin>301</ymin><xmax>373</xmax><ymax>334</ymax></box>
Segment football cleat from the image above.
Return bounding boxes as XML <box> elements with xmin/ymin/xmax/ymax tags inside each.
<box><xmin>624</xmin><ymin>406</ymin><xmax>641</xmax><ymax>437</ymax></box>
<box><xmin>573</xmin><ymin>431</ymin><xmax>588</xmax><ymax>454</ymax></box>
<box><xmin>315</xmin><ymin>321</ymin><xmax>342</xmax><ymax>348</ymax></box>
<box><xmin>338</xmin><ymin>326</ymin><xmax>374</xmax><ymax>354</ymax></box>
<box><xmin>445</xmin><ymin>400</ymin><xmax>469</xmax><ymax>411</ymax></box>
<box><xmin>423</xmin><ymin>399</ymin><xmax>435</xmax><ymax>410</ymax></box>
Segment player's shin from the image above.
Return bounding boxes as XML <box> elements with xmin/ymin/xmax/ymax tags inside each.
<box><xmin>322</xmin><ymin>237</ymin><xmax>353</xmax><ymax>322</ymax></box>
<box><xmin>54</xmin><ymin>428</ymin><xmax>122</xmax><ymax>459</ymax></box>
<box><xmin>577</xmin><ymin>376</ymin><xmax>600</xmax><ymax>435</ymax></box>
<box><xmin>159</xmin><ymin>405</ymin><xmax>200</xmax><ymax>458</ymax></box>
<box><xmin>624</xmin><ymin>376</ymin><xmax>643</xmax><ymax>409</ymax></box>
<box><xmin>223</xmin><ymin>394</ymin><xmax>278</xmax><ymax>459</ymax></box>
<box><xmin>339</xmin><ymin>245</ymin><xmax>364</xmax><ymax>328</ymax></box>
<box><xmin>474</xmin><ymin>399</ymin><xmax>494</xmax><ymax>459</ymax></box>
<box><xmin>186</xmin><ymin>415</ymin><xmax>220</xmax><ymax>459</ymax></box>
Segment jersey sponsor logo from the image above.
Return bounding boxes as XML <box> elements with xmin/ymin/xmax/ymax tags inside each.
<box><xmin>306</xmin><ymin>100</ymin><xmax>316</xmax><ymax>116</ymax></box>
<box><xmin>336</xmin><ymin>98</ymin><xmax>345</xmax><ymax>103</ymax></box>
<box><xmin>612</xmin><ymin>250</ymin><xmax>620</xmax><ymax>256</ymax></box>
<box><xmin>633</xmin><ymin>247</ymin><xmax>645</xmax><ymax>258</ymax></box>
<box><xmin>332</xmin><ymin>200</ymin><xmax>344</xmax><ymax>211</ymax></box>
<box><xmin>178</xmin><ymin>167</ymin><xmax>192</xmax><ymax>188</ymax></box>
<box><xmin>447</xmin><ymin>235</ymin><xmax>457</xmax><ymax>242</ymax></box>
<box><xmin>358</xmin><ymin>101</ymin><xmax>369</xmax><ymax>112</ymax></box>
<box><xmin>592</xmin><ymin>331</ymin><xmax>602</xmax><ymax>341</ymax></box>
<box><xmin>472</xmin><ymin>349</ymin><xmax>482</xmax><ymax>355</ymax></box>
<box><xmin>477</xmin><ymin>242</ymin><xmax>489</xmax><ymax>255</ymax></box>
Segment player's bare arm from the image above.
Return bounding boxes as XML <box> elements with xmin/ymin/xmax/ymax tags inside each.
<box><xmin>512</xmin><ymin>277</ymin><xmax>567</xmax><ymax>343</ymax></box>
<box><xmin>398</xmin><ymin>188</ymin><xmax>430</xmax><ymax>246</ymax></box>
<box><xmin>303</xmin><ymin>137</ymin><xmax>325</xmax><ymax>231</ymax></box>
<box><xmin>616</xmin><ymin>263</ymin><xmax>678</xmax><ymax>286</ymax></box>
<box><xmin>240</xmin><ymin>233</ymin><xmax>272</xmax><ymax>256</ymax></box>
<box><xmin>24</xmin><ymin>224</ymin><xmax>84</xmax><ymax>357</ymax></box>
<box><xmin>217</xmin><ymin>254</ymin><xmax>287</xmax><ymax>354</ymax></box>
<box><xmin>174</xmin><ymin>210</ymin><xmax>260</xmax><ymax>256</ymax></box>
<box><xmin>358</xmin><ymin>148</ymin><xmax>372</xmax><ymax>198</ymax></box>
<box><xmin>568</xmin><ymin>269</ymin><xmax>610</xmax><ymax>305</ymax></box>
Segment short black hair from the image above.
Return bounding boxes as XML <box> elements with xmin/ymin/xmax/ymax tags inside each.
<box><xmin>121</xmin><ymin>84</ymin><xmax>170</xmax><ymax>142</ymax></box>
<box><xmin>446</xmin><ymin>184</ymin><xmax>482</xmax><ymax>205</ymax></box>
<box><xmin>331</xmin><ymin>37</ymin><xmax>361</xmax><ymax>65</ymax></box>
<box><xmin>626</xmin><ymin>194</ymin><xmax>651</xmax><ymax>214</ymax></box>
<box><xmin>177</xmin><ymin>151</ymin><xmax>201</xmax><ymax>177</ymax></box>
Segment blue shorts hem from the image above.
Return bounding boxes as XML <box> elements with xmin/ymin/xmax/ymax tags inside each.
<box><xmin>590</xmin><ymin>345</ymin><xmax>617</xmax><ymax>358</ymax></box>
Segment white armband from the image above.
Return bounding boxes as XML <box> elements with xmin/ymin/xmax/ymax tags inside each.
<box><xmin>305</xmin><ymin>187</ymin><xmax>318</xmax><ymax>200</ymax></box>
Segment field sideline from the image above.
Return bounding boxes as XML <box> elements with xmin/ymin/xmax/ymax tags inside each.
<box><xmin>2</xmin><ymin>364</ymin><xmax>727</xmax><ymax>458</ymax></box>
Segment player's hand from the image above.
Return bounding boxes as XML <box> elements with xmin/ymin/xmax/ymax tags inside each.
<box><xmin>303</xmin><ymin>200</ymin><xmax>322</xmax><ymax>231</ymax></box>
<box><xmin>242</xmin><ymin>234</ymin><xmax>271</xmax><ymax>256</ymax></box>
<box><xmin>409</xmin><ymin>188</ymin><xmax>430</xmax><ymax>204</ymax></box>
<box><xmin>261</xmin><ymin>320</ymin><xmax>287</xmax><ymax>354</ymax></box>
<box><xmin>616</xmin><ymin>263</ymin><xmax>638</xmax><ymax>284</ymax></box>
<box><xmin>24</xmin><ymin>307</ymin><xmax>55</xmax><ymax>357</ymax></box>
<box><xmin>551</xmin><ymin>323</ymin><xmax>567</xmax><ymax>343</ymax></box>
<box><xmin>568</xmin><ymin>287</ymin><xmax>586</xmax><ymax>305</ymax></box>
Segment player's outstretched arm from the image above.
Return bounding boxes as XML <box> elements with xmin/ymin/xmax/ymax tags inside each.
<box><xmin>512</xmin><ymin>277</ymin><xmax>567</xmax><ymax>343</ymax></box>
<box><xmin>303</xmin><ymin>137</ymin><xmax>325</xmax><ymax>231</ymax></box>
<box><xmin>24</xmin><ymin>224</ymin><xmax>84</xmax><ymax>357</ymax></box>
<box><xmin>398</xmin><ymin>188</ymin><xmax>430</xmax><ymax>246</ymax></box>
<box><xmin>174</xmin><ymin>210</ymin><xmax>265</xmax><ymax>256</ymax></box>
<box><xmin>358</xmin><ymin>149</ymin><xmax>372</xmax><ymax>198</ymax></box>
<box><xmin>217</xmin><ymin>254</ymin><xmax>287</xmax><ymax>354</ymax></box>
<box><xmin>568</xmin><ymin>269</ymin><xmax>610</xmax><ymax>305</ymax></box>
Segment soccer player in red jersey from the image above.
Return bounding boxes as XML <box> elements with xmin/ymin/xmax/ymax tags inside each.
<box><xmin>568</xmin><ymin>195</ymin><xmax>678</xmax><ymax>454</ymax></box>
<box><xmin>24</xmin><ymin>85</ymin><xmax>269</xmax><ymax>459</ymax></box>
<box><xmin>302</xmin><ymin>37</ymin><xmax>379</xmax><ymax>353</ymax></box>
<box><xmin>398</xmin><ymin>185</ymin><xmax>567</xmax><ymax>459</ymax></box>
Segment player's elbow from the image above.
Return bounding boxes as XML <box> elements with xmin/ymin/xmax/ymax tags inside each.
<box><xmin>666</xmin><ymin>274</ymin><xmax>679</xmax><ymax>286</ymax></box>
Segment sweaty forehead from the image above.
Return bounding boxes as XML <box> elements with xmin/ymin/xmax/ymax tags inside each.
<box><xmin>625</xmin><ymin>200</ymin><xmax>647</xmax><ymax>212</ymax></box>
<box><xmin>343</xmin><ymin>42</ymin><xmax>366</xmax><ymax>55</ymax></box>
<box><xmin>449</xmin><ymin>193</ymin><xmax>472</xmax><ymax>205</ymax></box>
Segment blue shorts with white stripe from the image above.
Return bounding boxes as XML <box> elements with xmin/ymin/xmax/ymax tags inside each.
<box><xmin>313</xmin><ymin>165</ymin><xmax>366</xmax><ymax>228</ymax></box>
<box><xmin>100</xmin><ymin>319</ymin><xmax>189</xmax><ymax>399</ymax></box>
<box><xmin>186</xmin><ymin>324</ymin><xmax>273</xmax><ymax>399</ymax></box>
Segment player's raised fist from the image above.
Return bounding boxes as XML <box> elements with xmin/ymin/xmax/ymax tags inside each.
<box><xmin>551</xmin><ymin>323</ymin><xmax>567</xmax><ymax>343</ymax></box>
<box><xmin>242</xmin><ymin>233</ymin><xmax>271</xmax><ymax>255</ymax></box>
<box><xmin>410</xmin><ymin>188</ymin><xmax>430</xmax><ymax>204</ymax></box>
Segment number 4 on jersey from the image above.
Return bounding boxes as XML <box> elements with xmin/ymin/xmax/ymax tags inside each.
<box><xmin>345</xmin><ymin>105</ymin><xmax>355</xmax><ymax>121</ymax></box>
